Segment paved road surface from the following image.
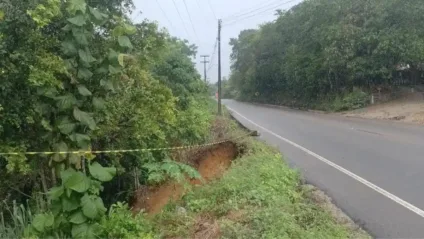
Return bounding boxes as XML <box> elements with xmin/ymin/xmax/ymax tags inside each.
<box><xmin>224</xmin><ymin>99</ymin><xmax>424</xmax><ymax>238</ymax></box>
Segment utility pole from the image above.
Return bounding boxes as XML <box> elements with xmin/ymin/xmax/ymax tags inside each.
<box><xmin>200</xmin><ymin>55</ymin><xmax>209</xmax><ymax>82</ymax></box>
<box><xmin>217</xmin><ymin>19</ymin><xmax>222</xmax><ymax>115</ymax></box>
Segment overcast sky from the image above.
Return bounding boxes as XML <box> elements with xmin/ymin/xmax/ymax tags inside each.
<box><xmin>132</xmin><ymin>0</ymin><xmax>303</xmax><ymax>83</ymax></box>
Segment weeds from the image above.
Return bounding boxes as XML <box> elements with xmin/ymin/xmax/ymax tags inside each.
<box><xmin>151</xmin><ymin>138</ymin><xmax>365</xmax><ymax>238</ymax></box>
<box><xmin>99</xmin><ymin>202</ymin><xmax>155</xmax><ymax>239</ymax></box>
<box><xmin>319</xmin><ymin>89</ymin><xmax>370</xmax><ymax>112</ymax></box>
<box><xmin>0</xmin><ymin>201</ymin><xmax>33</xmax><ymax>239</ymax></box>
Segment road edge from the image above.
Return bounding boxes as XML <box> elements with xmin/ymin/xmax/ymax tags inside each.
<box><xmin>227</xmin><ymin>108</ymin><xmax>372</xmax><ymax>238</ymax></box>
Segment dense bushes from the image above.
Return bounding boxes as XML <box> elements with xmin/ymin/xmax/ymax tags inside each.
<box><xmin>227</xmin><ymin>0</ymin><xmax>424</xmax><ymax>110</ymax></box>
<box><xmin>0</xmin><ymin>0</ymin><xmax>212</xmax><ymax>237</ymax></box>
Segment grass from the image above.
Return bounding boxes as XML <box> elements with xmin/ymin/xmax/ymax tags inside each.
<box><xmin>148</xmin><ymin>131</ymin><xmax>370</xmax><ymax>239</ymax></box>
<box><xmin>0</xmin><ymin>201</ymin><xmax>33</xmax><ymax>239</ymax></box>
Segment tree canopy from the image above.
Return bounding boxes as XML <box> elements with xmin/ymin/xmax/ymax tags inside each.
<box><xmin>227</xmin><ymin>0</ymin><xmax>424</xmax><ymax>108</ymax></box>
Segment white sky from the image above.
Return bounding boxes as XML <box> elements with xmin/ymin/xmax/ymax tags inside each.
<box><xmin>132</xmin><ymin>0</ymin><xmax>303</xmax><ymax>83</ymax></box>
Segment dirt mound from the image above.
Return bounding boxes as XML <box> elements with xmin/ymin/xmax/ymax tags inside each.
<box><xmin>131</xmin><ymin>142</ymin><xmax>238</xmax><ymax>215</ymax></box>
<box><xmin>344</xmin><ymin>99</ymin><xmax>424</xmax><ymax>124</ymax></box>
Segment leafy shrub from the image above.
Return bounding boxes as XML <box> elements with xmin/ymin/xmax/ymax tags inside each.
<box><xmin>99</xmin><ymin>202</ymin><xmax>155</xmax><ymax>239</ymax></box>
<box><xmin>331</xmin><ymin>89</ymin><xmax>369</xmax><ymax>112</ymax></box>
<box><xmin>143</xmin><ymin>159</ymin><xmax>201</xmax><ymax>184</ymax></box>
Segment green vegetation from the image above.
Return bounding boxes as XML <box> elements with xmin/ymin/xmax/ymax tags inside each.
<box><xmin>0</xmin><ymin>0</ymin><xmax>213</xmax><ymax>237</ymax></box>
<box><xmin>226</xmin><ymin>0</ymin><xmax>424</xmax><ymax>110</ymax></box>
<box><xmin>88</xmin><ymin>125</ymin><xmax>367</xmax><ymax>238</ymax></box>
<box><xmin>0</xmin><ymin>0</ymin><xmax>372</xmax><ymax>237</ymax></box>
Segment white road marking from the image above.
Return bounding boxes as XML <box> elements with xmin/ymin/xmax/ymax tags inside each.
<box><xmin>227</xmin><ymin>106</ymin><xmax>424</xmax><ymax>218</ymax></box>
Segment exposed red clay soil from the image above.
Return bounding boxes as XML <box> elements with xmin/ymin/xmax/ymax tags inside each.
<box><xmin>131</xmin><ymin>142</ymin><xmax>238</xmax><ymax>215</ymax></box>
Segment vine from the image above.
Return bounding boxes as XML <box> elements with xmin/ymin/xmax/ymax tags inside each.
<box><xmin>26</xmin><ymin>0</ymin><xmax>135</xmax><ymax>237</ymax></box>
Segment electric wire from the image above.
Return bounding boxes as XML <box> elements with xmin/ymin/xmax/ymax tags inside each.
<box><xmin>155</xmin><ymin>0</ymin><xmax>177</xmax><ymax>33</ymax></box>
<box><xmin>171</xmin><ymin>0</ymin><xmax>192</xmax><ymax>39</ymax></box>
<box><xmin>222</xmin><ymin>0</ymin><xmax>281</xmax><ymax>21</ymax></box>
<box><xmin>182</xmin><ymin>0</ymin><xmax>200</xmax><ymax>43</ymax></box>
<box><xmin>223</xmin><ymin>0</ymin><xmax>298</xmax><ymax>27</ymax></box>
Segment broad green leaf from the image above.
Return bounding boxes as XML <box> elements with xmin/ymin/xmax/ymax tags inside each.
<box><xmin>124</xmin><ymin>24</ymin><xmax>137</xmax><ymax>35</ymax></box>
<box><xmin>53</xmin><ymin>141</ymin><xmax>68</xmax><ymax>162</ymax></box>
<box><xmin>89</xmin><ymin>7</ymin><xmax>107</xmax><ymax>21</ymax></box>
<box><xmin>100</xmin><ymin>79</ymin><xmax>115</xmax><ymax>91</ymax></box>
<box><xmin>37</xmin><ymin>87</ymin><xmax>58</xmax><ymax>98</ymax></box>
<box><xmin>108</xmin><ymin>65</ymin><xmax>121</xmax><ymax>75</ymax></box>
<box><xmin>67</xmin><ymin>15</ymin><xmax>86</xmax><ymax>26</ymax></box>
<box><xmin>64</xmin><ymin>58</ymin><xmax>76</xmax><ymax>70</ymax></box>
<box><xmin>77</xmin><ymin>85</ymin><xmax>92</xmax><ymax>96</ymax></box>
<box><xmin>108</xmin><ymin>48</ymin><xmax>119</xmax><ymax>62</ymax></box>
<box><xmin>73</xmin><ymin>107</ymin><xmax>96</xmax><ymax>130</ymax></box>
<box><xmin>0</xmin><ymin>10</ymin><xmax>4</xmax><ymax>21</ymax></box>
<box><xmin>78</xmin><ymin>49</ymin><xmax>96</xmax><ymax>64</ymax></box>
<box><xmin>93</xmin><ymin>197</ymin><xmax>106</xmax><ymax>214</ymax></box>
<box><xmin>69</xmin><ymin>133</ymin><xmax>91</xmax><ymax>148</ymax></box>
<box><xmin>57</xmin><ymin>117</ymin><xmax>76</xmax><ymax>134</ymax></box>
<box><xmin>66</xmin><ymin>188</ymin><xmax>73</xmax><ymax>198</ymax></box>
<box><xmin>64</xmin><ymin>171</ymin><xmax>91</xmax><ymax>193</ymax></box>
<box><xmin>67</xmin><ymin>0</ymin><xmax>87</xmax><ymax>14</ymax></box>
<box><xmin>92</xmin><ymin>97</ymin><xmax>105</xmax><ymax>109</ymax></box>
<box><xmin>51</xmin><ymin>200</ymin><xmax>62</xmax><ymax>216</ymax></box>
<box><xmin>72</xmin><ymin>28</ymin><xmax>88</xmax><ymax>46</ymax></box>
<box><xmin>118</xmin><ymin>36</ymin><xmax>133</xmax><ymax>49</ymax></box>
<box><xmin>71</xmin><ymin>223</ymin><xmax>98</xmax><ymax>239</ymax></box>
<box><xmin>48</xmin><ymin>186</ymin><xmax>64</xmax><ymax>200</ymax></box>
<box><xmin>62</xmin><ymin>24</ymin><xmax>73</xmax><ymax>32</ymax></box>
<box><xmin>56</xmin><ymin>94</ymin><xmax>77</xmax><ymax>110</ymax></box>
<box><xmin>78</xmin><ymin>68</ymin><xmax>93</xmax><ymax>79</ymax></box>
<box><xmin>88</xmin><ymin>162</ymin><xmax>116</xmax><ymax>182</ymax></box>
<box><xmin>35</xmin><ymin>103</ymin><xmax>51</xmax><ymax>115</ymax></box>
<box><xmin>69</xmin><ymin>211</ymin><xmax>87</xmax><ymax>224</ymax></box>
<box><xmin>118</xmin><ymin>54</ymin><xmax>126</xmax><ymax>67</ymax></box>
<box><xmin>89</xmin><ymin>180</ymin><xmax>103</xmax><ymax>195</ymax></box>
<box><xmin>61</xmin><ymin>41</ymin><xmax>78</xmax><ymax>56</ymax></box>
<box><xmin>41</xmin><ymin>119</ymin><xmax>53</xmax><ymax>131</ymax></box>
<box><xmin>61</xmin><ymin>168</ymin><xmax>76</xmax><ymax>182</ymax></box>
<box><xmin>53</xmin><ymin>214</ymin><xmax>67</xmax><ymax>228</ymax></box>
<box><xmin>45</xmin><ymin>213</ymin><xmax>54</xmax><ymax>227</ymax></box>
<box><xmin>32</xmin><ymin>213</ymin><xmax>54</xmax><ymax>232</ymax></box>
<box><xmin>80</xmin><ymin>194</ymin><xmax>106</xmax><ymax>219</ymax></box>
<box><xmin>55</xmin><ymin>141</ymin><xmax>68</xmax><ymax>152</ymax></box>
<box><xmin>62</xmin><ymin>195</ymin><xmax>79</xmax><ymax>211</ymax></box>
<box><xmin>32</xmin><ymin>214</ymin><xmax>46</xmax><ymax>232</ymax></box>
<box><xmin>69</xmin><ymin>154</ymin><xmax>81</xmax><ymax>169</ymax></box>
<box><xmin>95</xmin><ymin>66</ymin><xmax>108</xmax><ymax>74</ymax></box>
<box><xmin>112</xmin><ymin>26</ymin><xmax>125</xmax><ymax>37</ymax></box>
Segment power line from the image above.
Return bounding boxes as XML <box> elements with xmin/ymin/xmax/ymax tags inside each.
<box><xmin>222</xmin><ymin>0</ymin><xmax>280</xmax><ymax>21</ymax></box>
<box><xmin>207</xmin><ymin>0</ymin><xmax>217</xmax><ymax>20</ymax></box>
<box><xmin>182</xmin><ymin>0</ymin><xmax>200</xmax><ymax>43</ymax></box>
<box><xmin>195</xmin><ymin>0</ymin><xmax>211</xmax><ymax>25</ymax></box>
<box><xmin>171</xmin><ymin>0</ymin><xmax>192</xmax><ymax>39</ymax></box>
<box><xmin>155</xmin><ymin>0</ymin><xmax>177</xmax><ymax>33</ymax></box>
<box><xmin>223</xmin><ymin>0</ymin><xmax>297</xmax><ymax>27</ymax></box>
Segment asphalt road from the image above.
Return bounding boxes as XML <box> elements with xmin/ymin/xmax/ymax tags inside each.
<box><xmin>223</xmin><ymin>99</ymin><xmax>424</xmax><ymax>238</ymax></box>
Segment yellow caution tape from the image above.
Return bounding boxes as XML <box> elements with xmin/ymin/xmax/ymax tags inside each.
<box><xmin>0</xmin><ymin>132</ymin><xmax>254</xmax><ymax>156</ymax></box>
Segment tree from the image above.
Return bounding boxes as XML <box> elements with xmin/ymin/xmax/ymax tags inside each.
<box><xmin>228</xmin><ymin>0</ymin><xmax>424</xmax><ymax>108</ymax></box>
